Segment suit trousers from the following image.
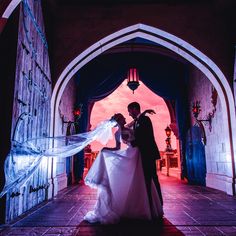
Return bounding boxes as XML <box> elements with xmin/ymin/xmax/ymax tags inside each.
<box><xmin>142</xmin><ymin>159</ymin><xmax>163</xmax><ymax>210</ymax></box>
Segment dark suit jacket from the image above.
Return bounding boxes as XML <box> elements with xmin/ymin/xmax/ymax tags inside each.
<box><xmin>131</xmin><ymin>114</ymin><xmax>161</xmax><ymax>161</ymax></box>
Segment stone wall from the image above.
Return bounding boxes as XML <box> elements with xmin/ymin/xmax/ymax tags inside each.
<box><xmin>188</xmin><ymin>66</ymin><xmax>233</xmax><ymax>194</ymax></box>
<box><xmin>56</xmin><ymin>77</ymin><xmax>77</xmax><ymax>192</ymax></box>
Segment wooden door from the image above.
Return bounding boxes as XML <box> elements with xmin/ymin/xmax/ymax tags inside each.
<box><xmin>186</xmin><ymin>126</ymin><xmax>206</xmax><ymax>186</ymax></box>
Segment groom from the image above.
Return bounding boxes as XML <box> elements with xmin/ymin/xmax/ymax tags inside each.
<box><xmin>127</xmin><ymin>102</ymin><xmax>163</xmax><ymax>208</ymax></box>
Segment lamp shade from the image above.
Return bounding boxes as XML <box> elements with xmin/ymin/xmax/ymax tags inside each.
<box><xmin>127</xmin><ymin>68</ymin><xmax>140</xmax><ymax>93</ymax></box>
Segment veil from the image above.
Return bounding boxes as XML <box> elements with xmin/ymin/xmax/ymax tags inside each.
<box><xmin>0</xmin><ymin>119</ymin><xmax>117</xmax><ymax>198</ymax></box>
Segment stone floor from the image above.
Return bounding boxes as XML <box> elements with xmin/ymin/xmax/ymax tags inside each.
<box><xmin>1</xmin><ymin>174</ymin><xmax>236</xmax><ymax>236</ymax></box>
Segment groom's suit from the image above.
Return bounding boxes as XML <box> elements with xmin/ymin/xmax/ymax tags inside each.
<box><xmin>131</xmin><ymin>114</ymin><xmax>163</xmax><ymax>207</ymax></box>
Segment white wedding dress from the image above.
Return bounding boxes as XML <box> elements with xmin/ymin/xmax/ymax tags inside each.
<box><xmin>84</xmin><ymin>128</ymin><xmax>164</xmax><ymax>224</ymax></box>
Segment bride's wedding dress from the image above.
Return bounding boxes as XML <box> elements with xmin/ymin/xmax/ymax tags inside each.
<box><xmin>84</xmin><ymin>128</ymin><xmax>164</xmax><ymax>224</ymax></box>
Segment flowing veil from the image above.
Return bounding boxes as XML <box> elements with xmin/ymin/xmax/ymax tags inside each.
<box><xmin>0</xmin><ymin>119</ymin><xmax>117</xmax><ymax>198</ymax></box>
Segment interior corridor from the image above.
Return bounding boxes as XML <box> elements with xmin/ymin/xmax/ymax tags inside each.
<box><xmin>1</xmin><ymin>174</ymin><xmax>236</xmax><ymax>236</ymax></box>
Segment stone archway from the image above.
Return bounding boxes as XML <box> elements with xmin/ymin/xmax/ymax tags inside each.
<box><xmin>51</xmin><ymin>23</ymin><xmax>236</xmax><ymax>195</ymax></box>
<box><xmin>0</xmin><ymin>0</ymin><xmax>21</xmax><ymax>33</ymax></box>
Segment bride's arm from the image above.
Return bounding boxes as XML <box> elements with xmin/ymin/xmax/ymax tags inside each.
<box><xmin>101</xmin><ymin>129</ymin><xmax>121</xmax><ymax>151</ymax></box>
<box><xmin>102</xmin><ymin>141</ymin><xmax>121</xmax><ymax>151</ymax></box>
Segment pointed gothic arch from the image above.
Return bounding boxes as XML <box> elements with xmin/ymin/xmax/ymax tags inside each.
<box><xmin>51</xmin><ymin>23</ymin><xmax>236</xmax><ymax>195</ymax></box>
<box><xmin>0</xmin><ymin>0</ymin><xmax>21</xmax><ymax>33</ymax></box>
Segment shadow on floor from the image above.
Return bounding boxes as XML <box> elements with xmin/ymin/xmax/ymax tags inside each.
<box><xmin>74</xmin><ymin>218</ymin><xmax>184</xmax><ymax>236</ymax></box>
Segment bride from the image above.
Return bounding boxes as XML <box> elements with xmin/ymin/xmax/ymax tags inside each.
<box><xmin>84</xmin><ymin>112</ymin><xmax>164</xmax><ymax>224</ymax></box>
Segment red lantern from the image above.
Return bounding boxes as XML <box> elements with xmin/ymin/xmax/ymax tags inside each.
<box><xmin>73</xmin><ymin>108</ymin><xmax>81</xmax><ymax>116</ymax></box>
<box><xmin>127</xmin><ymin>68</ymin><xmax>140</xmax><ymax>93</ymax></box>
<box><xmin>192</xmin><ymin>101</ymin><xmax>201</xmax><ymax>118</ymax></box>
<box><xmin>165</xmin><ymin>126</ymin><xmax>172</xmax><ymax>137</ymax></box>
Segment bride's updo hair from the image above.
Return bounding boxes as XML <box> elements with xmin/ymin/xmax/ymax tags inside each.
<box><xmin>111</xmin><ymin>113</ymin><xmax>124</xmax><ymax>124</ymax></box>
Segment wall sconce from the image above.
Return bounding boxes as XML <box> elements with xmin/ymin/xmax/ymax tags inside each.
<box><xmin>73</xmin><ymin>104</ymin><xmax>83</xmax><ymax>121</ymax></box>
<box><xmin>61</xmin><ymin>104</ymin><xmax>83</xmax><ymax>134</ymax></box>
<box><xmin>192</xmin><ymin>101</ymin><xmax>214</xmax><ymax>132</ymax></box>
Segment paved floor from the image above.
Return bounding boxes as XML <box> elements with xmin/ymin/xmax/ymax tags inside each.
<box><xmin>1</xmin><ymin>174</ymin><xmax>236</xmax><ymax>236</ymax></box>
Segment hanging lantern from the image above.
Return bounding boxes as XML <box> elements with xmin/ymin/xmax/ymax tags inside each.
<box><xmin>127</xmin><ymin>68</ymin><xmax>140</xmax><ymax>94</ymax></box>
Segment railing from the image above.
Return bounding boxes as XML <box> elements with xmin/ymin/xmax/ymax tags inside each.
<box><xmin>84</xmin><ymin>151</ymin><xmax>99</xmax><ymax>170</ymax></box>
<box><xmin>158</xmin><ymin>151</ymin><xmax>178</xmax><ymax>176</ymax></box>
